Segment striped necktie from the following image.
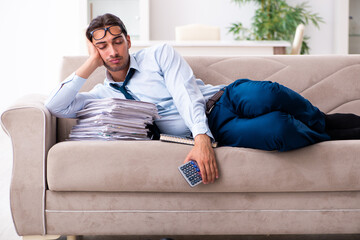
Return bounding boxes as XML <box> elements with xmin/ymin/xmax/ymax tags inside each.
<box><xmin>110</xmin><ymin>68</ymin><xmax>135</xmax><ymax>100</ymax></box>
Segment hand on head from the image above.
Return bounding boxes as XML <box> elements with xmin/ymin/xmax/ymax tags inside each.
<box><xmin>87</xmin><ymin>39</ymin><xmax>103</xmax><ymax>68</ymax></box>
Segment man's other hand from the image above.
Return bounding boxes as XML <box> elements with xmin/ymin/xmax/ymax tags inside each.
<box><xmin>184</xmin><ymin>134</ymin><xmax>219</xmax><ymax>184</ymax></box>
<box><xmin>75</xmin><ymin>39</ymin><xmax>104</xmax><ymax>79</ymax></box>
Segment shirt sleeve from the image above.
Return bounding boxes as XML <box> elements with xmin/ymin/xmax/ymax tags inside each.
<box><xmin>45</xmin><ymin>72</ymin><xmax>98</xmax><ymax>118</ymax></box>
<box><xmin>155</xmin><ymin>44</ymin><xmax>214</xmax><ymax>140</ymax></box>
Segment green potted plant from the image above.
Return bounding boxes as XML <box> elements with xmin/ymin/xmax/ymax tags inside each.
<box><xmin>228</xmin><ymin>0</ymin><xmax>324</xmax><ymax>54</ymax></box>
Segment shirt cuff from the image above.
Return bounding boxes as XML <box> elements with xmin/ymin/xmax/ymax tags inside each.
<box><xmin>191</xmin><ymin>122</ymin><xmax>215</xmax><ymax>141</ymax></box>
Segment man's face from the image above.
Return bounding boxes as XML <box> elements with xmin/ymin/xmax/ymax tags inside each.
<box><xmin>92</xmin><ymin>25</ymin><xmax>131</xmax><ymax>72</ymax></box>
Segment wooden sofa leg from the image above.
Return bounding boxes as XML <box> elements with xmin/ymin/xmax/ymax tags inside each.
<box><xmin>23</xmin><ymin>235</ymin><xmax>61</xmax><ymax>240</ymax></box>
<box><xmin>67</xmin><ymin>236</ymin><xmax>77</xmax><ymax>240</ymax></box>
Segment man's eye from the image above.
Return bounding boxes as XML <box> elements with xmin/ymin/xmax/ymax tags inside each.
<box><xmin>97</xmin><ymin>44</ymin><xmax>106</xmax><ymax>49</ymax></box>
<box><xmin>115</xmin><ymin>40</ymin><xmax>123</xmax><ymax>45</ymax></box>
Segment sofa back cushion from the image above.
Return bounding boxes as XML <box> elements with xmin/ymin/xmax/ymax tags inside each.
<box><xmin>57</xmin><ymin>55</ymin><xmax>360</xmax><ymax>142</ymax></box>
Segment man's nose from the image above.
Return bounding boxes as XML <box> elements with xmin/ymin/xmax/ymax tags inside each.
<box><xmin>109</xmin><ymin>44</ymin><xmax>119</xmax><ymax>56</ymax></box>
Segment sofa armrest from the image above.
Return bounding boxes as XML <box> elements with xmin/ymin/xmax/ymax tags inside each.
<box><xmin>1</xmin><ymin>94</ymin><xmax>56</xmax><ymax>236</ymax></box>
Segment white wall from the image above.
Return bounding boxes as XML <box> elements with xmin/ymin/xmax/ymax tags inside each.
<box><xmin>334</xmin><ymin>0</ymin><xmax>349</xmax><ymax>54</ymax></box>
<box><xmin>149</xmin><ymin>0</ymin><xmax>256</xmax><ymax>41</ymax></box>
<box><xmin>288</xmin><ymin>0</ymin><xmax>336</xmax><ymax>54</ymax></box>
<box><xmin>149</xmin><ymin>0</ymin><xmax>338</xmax><ymax>54</ymax></box>
<box><xmin>0</xmin><ymin>0</ymin><xmax>86</xmax><ymax>113</ymax></box>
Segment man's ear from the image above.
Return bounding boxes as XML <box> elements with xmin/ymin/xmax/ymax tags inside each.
<box><xmin>126</xmin><ymin>35</ymin><xmax>131</xmax><ymax>49</ymax></box>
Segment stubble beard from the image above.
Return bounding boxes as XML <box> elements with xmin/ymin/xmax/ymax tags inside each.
<box><xmin>103</xmin><ymin>60</ymin><xmax>128</xmax><ymax>72</ymax></box>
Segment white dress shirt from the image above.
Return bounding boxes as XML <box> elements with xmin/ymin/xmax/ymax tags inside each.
<box><xmin>45</xmin><ymin>43</ymin><xmax>225</xmax><ymax>138</ymax></box>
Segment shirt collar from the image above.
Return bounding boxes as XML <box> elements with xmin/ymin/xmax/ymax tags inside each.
<box><xmin>105</xmin><ymin>54</ymin><xmax>139</xmax><ymax>84</ymax></box>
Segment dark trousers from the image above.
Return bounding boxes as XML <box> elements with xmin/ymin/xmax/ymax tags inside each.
<box><xmin>207</xmin><ymin>79</ymin><xmax>331</xmax><ymax>151</ymax></box>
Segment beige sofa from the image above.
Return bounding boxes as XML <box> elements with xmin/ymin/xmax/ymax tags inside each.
<box><xmin>2</xmin><ymin>55</ymin><xmax>360</xmax><ymax>240</ymax></box>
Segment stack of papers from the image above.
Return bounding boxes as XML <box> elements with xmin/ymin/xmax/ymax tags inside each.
<box><xmin>68</xmin><ymin>98</ymin><xmax>160</xmax><ymax>141</ymax></box>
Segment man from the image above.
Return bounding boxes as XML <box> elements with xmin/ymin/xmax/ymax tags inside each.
<box><xmin>45</xmin><ymin>13</ymin><xmax>360</xmax><ymax>185</ymax></box>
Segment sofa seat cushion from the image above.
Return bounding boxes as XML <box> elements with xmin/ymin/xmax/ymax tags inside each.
<box><xmin>47</xmin><ymin>140</ymin><xmax>360</xmax><ymax>193</ymax></box>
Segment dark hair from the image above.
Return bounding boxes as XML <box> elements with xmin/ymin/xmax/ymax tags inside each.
<box><xmin>86</xmin><ymin>13</ymin><xmax>128</xmax><ymax>41</ymax></box>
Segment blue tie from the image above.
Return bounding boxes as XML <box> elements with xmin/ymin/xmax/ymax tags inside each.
<box><xmin>110</xmin><ymin>68</ymin><xmax>135</xmax><ymax>100</ymax></box>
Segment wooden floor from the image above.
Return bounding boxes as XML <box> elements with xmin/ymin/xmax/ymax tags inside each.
<box><xmin>1</xmin><ymin>127</ymin><xmax>360</xmax><ymax>240</ymax></box>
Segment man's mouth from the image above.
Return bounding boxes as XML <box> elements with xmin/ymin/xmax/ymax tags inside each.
<box><xmin>109</xmin><ymin>58</ymin><xmax>121</xmax><ymax>64</ymax></box>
